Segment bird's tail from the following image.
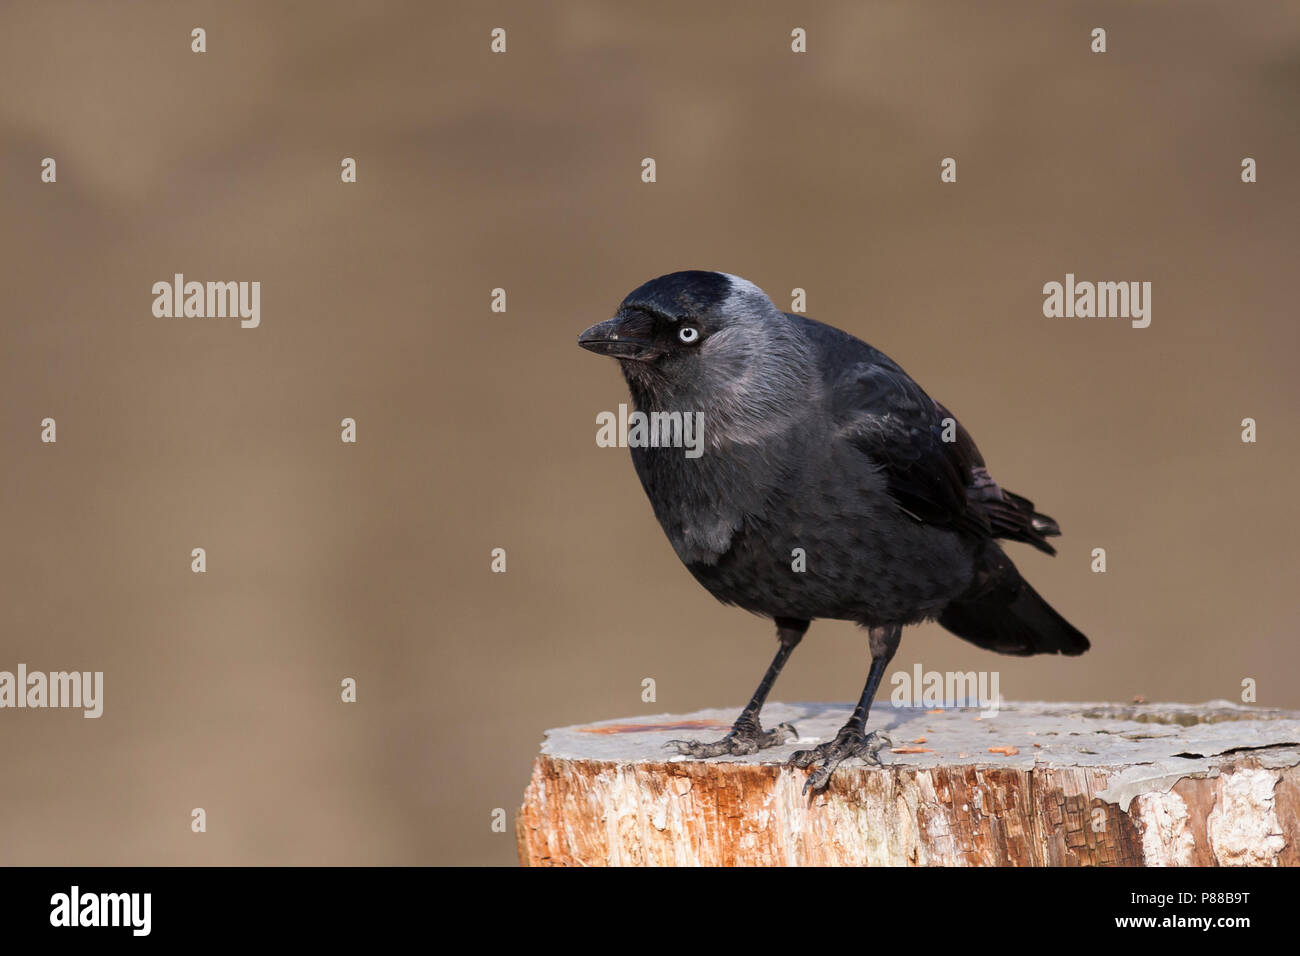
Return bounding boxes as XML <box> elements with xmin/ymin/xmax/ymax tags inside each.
<box><xmin>939</xmin><ymin>545</ymin><xmax>1089</xmax><ymax>656</ymax></box>
<box><xmin>986</xmin><ymin>490</ymin><xmax>1061</xmax><ymax>555</ymax></box>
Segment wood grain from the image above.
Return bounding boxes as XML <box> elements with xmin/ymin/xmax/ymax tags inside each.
<box><xmin>517</xmin><ymin>701</ymin><xmax>1300</xmax><ymax>866</ymax></box>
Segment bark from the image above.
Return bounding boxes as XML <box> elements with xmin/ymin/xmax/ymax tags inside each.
<box><xmin>516</xmin><ymin>701</ymin><xmax>1300</xmax><ymax>866</ymax></box>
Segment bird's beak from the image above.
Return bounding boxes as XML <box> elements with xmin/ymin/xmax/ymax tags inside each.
<box><xmin>577</xmin><ymin>315</ymin><xmax>663</xmax><ymax>362</ymax></box>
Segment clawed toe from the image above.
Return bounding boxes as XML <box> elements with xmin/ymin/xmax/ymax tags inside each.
<box><xmin>789</xmin><ymin>728</ymin><xmax>891</xmax><ymax>793</ymax></box>
<box><xmin>666</xmin><ymin>736</ymin><xmax>736</xmax><ymax>758</ymax></box>
<box><xmin>667</xmin><ymin>720</ymin><xmax>799</xmax><ymax>758</ymax></box>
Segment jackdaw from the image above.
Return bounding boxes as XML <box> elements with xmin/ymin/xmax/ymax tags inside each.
<box><xmin>578</xmin><ymin>270</ymin><xmax>1088</xmax><ymax>792</ymax></box>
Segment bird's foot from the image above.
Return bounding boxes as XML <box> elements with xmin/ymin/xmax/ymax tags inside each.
<box><xmin>667</xmin><ymin>717</ymin><xmax>799</xmax><ymax>758</ymax></box>
<box><xmin>789</xmin><ymin>728</ymin><xmax>892</xmax><ymax>793</ymax></box>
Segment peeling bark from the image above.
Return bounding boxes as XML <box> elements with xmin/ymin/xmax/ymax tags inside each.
<box><xmin>517</xmin><ymin>701</ymin><xmax>1300</xmax><ymax>866</ymax></box>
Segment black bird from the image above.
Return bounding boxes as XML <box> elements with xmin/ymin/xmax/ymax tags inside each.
<box><xmin>578</xmin><ymin>271</ymin><xmax>1088</xmax><ymax>792</ymax></box>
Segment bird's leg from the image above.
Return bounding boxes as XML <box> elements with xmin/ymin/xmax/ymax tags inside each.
<box><xmin>667</xmin><ymin>617</ymin><xmax>808</xmax><ymax>758</ymax></box>
<box><xmin>790</xmin><ymin>623</ymin><xmax>901</xmax><ymax>792</ymax></box>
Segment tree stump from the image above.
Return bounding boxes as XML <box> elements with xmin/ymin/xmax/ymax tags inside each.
<box><xmin>516</xmin><ymin>701</ymin><xmax>1300</xmax><ymax>866</ymax></box>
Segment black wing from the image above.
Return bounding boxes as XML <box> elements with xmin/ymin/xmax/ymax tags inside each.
<box><xmin>833</xmin><ymin>361</ymin><xmax>1059</xmax><ymax>554</ymax></box>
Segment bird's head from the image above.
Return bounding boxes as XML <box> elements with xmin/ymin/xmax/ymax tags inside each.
<box><xmin>578</xmin><ymin>271</ymin><xmax>815</xmax><ymax>416</ymax></box>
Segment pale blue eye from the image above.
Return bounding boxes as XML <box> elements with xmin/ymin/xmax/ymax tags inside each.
<box><xmin>678</xmin><ymin>326</ymin><xmax>700</xmax><ymax>344</ymax></box>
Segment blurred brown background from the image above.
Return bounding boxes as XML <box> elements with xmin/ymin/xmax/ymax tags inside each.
<box><xmin>1</xmin><ymin>1</ymin><xmax>1297</xmax><ymax>866</ymax></box>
